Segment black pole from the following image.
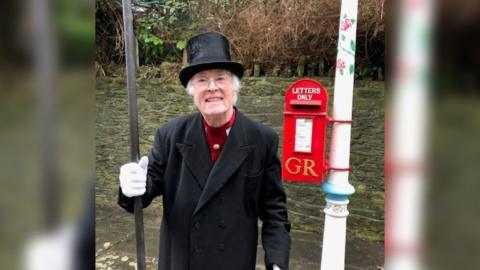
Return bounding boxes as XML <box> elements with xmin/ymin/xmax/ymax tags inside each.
<box><xmin>121</xmin><ymin>0</ymin><xmax>146</xmax><ymax>269</ymax></box>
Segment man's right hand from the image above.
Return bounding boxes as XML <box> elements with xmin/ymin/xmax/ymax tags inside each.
<box><xmin>119</xmin><ymin>156</ymin><xmax>149</xmax><ymax>197</ymax></box>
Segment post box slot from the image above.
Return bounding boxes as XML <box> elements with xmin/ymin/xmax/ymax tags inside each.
<box><xmin>283</xmin><ymin>111</ymin><xmax>327</xmax><ymax>116</ymax></box>
<box><xmin>290</xmin><ymin>100</ymin><xmax>322</xmax><ymax>107</ymax></box>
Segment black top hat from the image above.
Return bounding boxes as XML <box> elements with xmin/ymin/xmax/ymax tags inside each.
<box><xmin>179</xmin><ymin>32</ymin><xmax>244</xmax><ymax>87</ymax></box>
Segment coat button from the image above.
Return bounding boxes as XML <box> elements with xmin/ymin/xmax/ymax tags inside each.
<box><xmin>193</xmin><ymin>246</ymin><xmax>200</xmax><ymax>254</ymax></box>
<box><xmin>218</xmin><ymin>220</ymin><xmax>226</xmax><ymax>229</ymax></box>
<box><xmin>194</xmin><ymin>221</ymin><xmax>200</xmax><ymax>229</ymax></box>
<box><xmin>219</xmin><ymin>197</ymin><xmax>225</xmax><ymax>205</ymax></box>
<box><xmin>218</xmin><ymin>243</ymin><xmax>225</xmax><ymax>252</ymax></box>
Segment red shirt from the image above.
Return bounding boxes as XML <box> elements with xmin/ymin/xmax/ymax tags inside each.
<box><xmin>203</xmin><ymin>111</ymin><xmax>236</xmax><ymax>164</ymax></box>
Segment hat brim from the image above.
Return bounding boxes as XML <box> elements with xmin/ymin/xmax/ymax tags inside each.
<box><xmin>179</xmin><ymin>61</ymin><xmax>244</xmax><ymax>87</ymax></box>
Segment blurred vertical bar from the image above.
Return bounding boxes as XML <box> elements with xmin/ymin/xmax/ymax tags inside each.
<box><xmin>386</xmin><ymin>0</ymin><xmax>431</xmax><ymax>269</ymax></box>
<box><xmin>31</xmin><ymin>0</ymin><xmax>59</xmax><ymax>230</ymax></box>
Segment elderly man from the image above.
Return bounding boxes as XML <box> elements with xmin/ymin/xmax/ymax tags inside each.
<box><xmin>118</xmin><ymin>32</ymin><xmax>290</xmax><ymax>270</ymax></box>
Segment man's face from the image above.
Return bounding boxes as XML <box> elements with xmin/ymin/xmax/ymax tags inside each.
<box><xmin>190</xmin><ymin>69</ymin><xmax>236</xmax><ymax>119</ymax></box>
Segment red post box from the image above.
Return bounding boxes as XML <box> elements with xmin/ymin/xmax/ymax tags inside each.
<box><xmin>282</xmin><ymin>79</ymin><xmax>329</xmax><ymax>183</ymax></box>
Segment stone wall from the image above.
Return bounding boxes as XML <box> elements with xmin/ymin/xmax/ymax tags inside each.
<box><xmin>96</xmin><ymin>76</ymin><xmax>384</xmax><ymax>241</ymax></box>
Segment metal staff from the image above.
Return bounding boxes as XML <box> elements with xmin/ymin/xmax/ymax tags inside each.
<box><xmin>121</xmin><ymin>0</ymin><xmax>146</xmax><ymax>269</ymax></box>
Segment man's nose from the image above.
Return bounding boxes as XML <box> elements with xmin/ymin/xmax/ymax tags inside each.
<box><xmin>206</xmin><ymin>79</ymin><xmax>219</xmax><ymax>91</ymax></box>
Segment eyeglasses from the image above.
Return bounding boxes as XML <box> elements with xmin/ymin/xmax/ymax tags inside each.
<box><xmin>191</xmin><ymin>73</ymin><xmax>232</xmax><ymax>90</ymax></box>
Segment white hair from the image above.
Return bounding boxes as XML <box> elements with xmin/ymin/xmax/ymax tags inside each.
<box><xmin>186</xmin><ymin>73</ymin><xmax>242</xmax><ymax>105</ymax></box>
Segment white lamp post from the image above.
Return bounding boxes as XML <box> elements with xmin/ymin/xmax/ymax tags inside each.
<box><xmin>320</xmin><ymin>0</ymin><xmax>358</xmax><ymax>269</ymax></box>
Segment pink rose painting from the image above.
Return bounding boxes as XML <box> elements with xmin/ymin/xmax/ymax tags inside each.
<box><xmin>336</xmin><ymin>58</ymin><xmax>346</xmax><ymax>75</ymax></box>
<box><xmin>340</xmin><ymin>19</ymin><xmax>352</xmax><ymax>31</ymax></box>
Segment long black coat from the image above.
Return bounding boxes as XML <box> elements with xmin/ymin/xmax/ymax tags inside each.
<box><xmin>118</xmin><ymin>110</ymin><xmax>291</xmax><ymax>270</ymax></box>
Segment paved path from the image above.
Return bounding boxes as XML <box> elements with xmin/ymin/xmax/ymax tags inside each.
<box><xmin>96</xmin><ymin>204</ymin><xmax>383</xmax><ymax>270</ymax></box>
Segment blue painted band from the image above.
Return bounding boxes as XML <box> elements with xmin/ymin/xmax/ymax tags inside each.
<box><xmin>321</xmin><ymin>182</ymin><xmax>355</xmax><ymax>199</ymax></box>
<box><xmin>326</xmin><ymin>193</ymin><xmax>349</xmax><ymax>201</ymax></box>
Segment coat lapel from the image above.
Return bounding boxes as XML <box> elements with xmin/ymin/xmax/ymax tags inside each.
<box><xmin>194</xmin><ymin>111</ymin><xmax>253</xmax><ymax>215</ymax></box>
<box><xmin>175</xmin><ymin>113</ymin><xmax>212</xmax><ymax>189</ymax></box>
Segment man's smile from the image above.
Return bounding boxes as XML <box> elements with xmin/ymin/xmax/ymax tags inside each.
<box><xmin>205</xmin><ymin>97</ymin><xmax>224</xmax><ymax>102</ymax></box>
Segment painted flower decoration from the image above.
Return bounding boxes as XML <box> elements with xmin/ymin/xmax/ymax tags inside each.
<box><xmin>340</xmin><ymin>19</ymin><xmax>353</xmax><ymax>31</ymax></box>
<box><xmin>336</xmin><ymin>58</ymin><xmax>346</xmax><ymax>71</ymax></box>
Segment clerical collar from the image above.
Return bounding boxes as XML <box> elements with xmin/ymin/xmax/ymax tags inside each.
<box><xmin>203</xmin><ymin>111</ymin><xmax>235</xmax><ymax>133</ymax></box>
<box><xmin>203</xmin><ymin>111</ymin><xmax>236</xmax><ymax>164</ymax></box>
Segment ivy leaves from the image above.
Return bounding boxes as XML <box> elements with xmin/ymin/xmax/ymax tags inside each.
<box><xmin>134</xmin><ymin>0</ymin><xmax>193</xmax><ymax>64</ymax></box>
<box><xmin>143</xmin><ymin>34</ymin><xmax>163</xmax><ymax>46</ymax></box>
<box><xmin>175</xmin><ymin>39</ymin><xmax>187</xmax><ymax>50</ymax></box>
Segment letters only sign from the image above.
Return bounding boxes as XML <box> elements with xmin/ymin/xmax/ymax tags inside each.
<box><xmin>282</xmin><ymin>79</ymin><xmax>329</xmax><ymax>183</ymax></box>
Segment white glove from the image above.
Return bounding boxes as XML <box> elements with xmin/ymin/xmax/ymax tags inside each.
<box><xmin>273</xmin><ymin>264</ymin><xmax>282</xmax><ymax>270</ymax></box>
<box><xmin>119</xmin><ymin>156</ymin><xmax>149</xmax><ymax>197</ymax></box>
